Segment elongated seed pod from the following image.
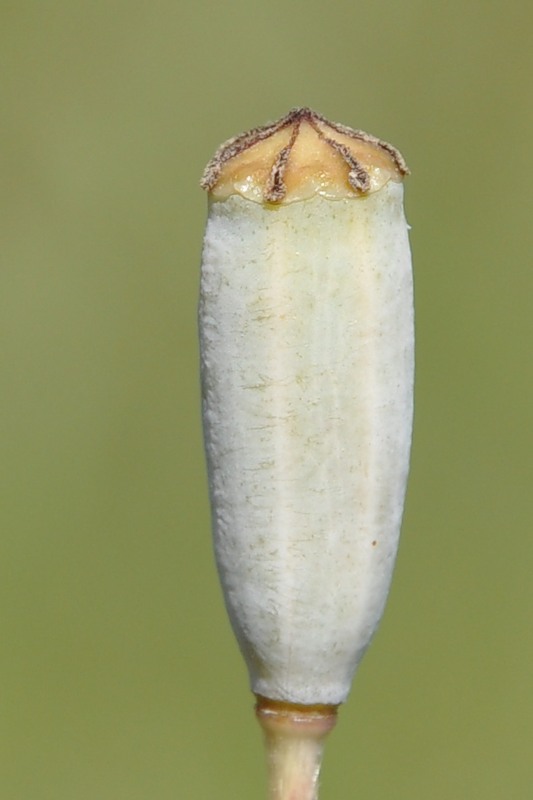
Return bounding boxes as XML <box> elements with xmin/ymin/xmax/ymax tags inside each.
<box><xmin>199</xmin><ymin>108</ymin><xmax>413</xmax><ymax>799</ymax></box>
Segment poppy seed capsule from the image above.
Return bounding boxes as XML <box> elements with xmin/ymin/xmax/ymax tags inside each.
<box><xmin>199</xmin><ymin>108</ymin><xmax>413</xmax><ymax>799</ymax></box>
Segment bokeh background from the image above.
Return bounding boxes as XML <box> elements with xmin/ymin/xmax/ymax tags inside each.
<box><xmin>2</xmin><ymin>2</ymin><xmax>532</xmax><ymax>798</ymax></box>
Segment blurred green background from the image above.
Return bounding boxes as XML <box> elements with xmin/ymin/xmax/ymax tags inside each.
<box><xmin>2</xmin><ymin>2</ymin><xmax>532</xmax><ymax>798</ymax></box>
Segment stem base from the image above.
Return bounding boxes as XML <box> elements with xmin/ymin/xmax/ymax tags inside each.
<box><xmin>255</xmin><ymin>695</ymin><xmax>338</xmax><ymax>800</ymax></box>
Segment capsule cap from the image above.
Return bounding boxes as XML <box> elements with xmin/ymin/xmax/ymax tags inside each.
<box><xmin>201</xmin><ymin>107</ymin><xmax>408</xmax><ymax>204</ymax></box>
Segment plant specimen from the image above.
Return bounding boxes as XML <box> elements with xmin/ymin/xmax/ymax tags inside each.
<box><xmin>199</xmin><ymin>108</ymin><xmax>414</xmax><ymax>799</ymax></box>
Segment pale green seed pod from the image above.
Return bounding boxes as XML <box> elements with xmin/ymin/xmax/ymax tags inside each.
<box><xmin>199</xmin><ymin>108</ymin><xmax>413</xmax><ymax>800</ymax></box>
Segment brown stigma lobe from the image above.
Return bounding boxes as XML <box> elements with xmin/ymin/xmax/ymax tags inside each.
<box><xmin>201</xmin><ymin>107</ymin><xmax>409</xmax><ymax>204</ymax></box>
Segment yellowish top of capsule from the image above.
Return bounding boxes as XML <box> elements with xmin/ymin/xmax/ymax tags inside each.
<box><xmin>201</xmin><ymin>107</ymin><xmax>408</xmax><ymax>205</ymax></box>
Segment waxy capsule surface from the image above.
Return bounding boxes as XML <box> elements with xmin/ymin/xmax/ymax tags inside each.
<box><xmin>199</xmin><ymin>108</ymin><xmax>413</xmax><ymax>707</ymax></box>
